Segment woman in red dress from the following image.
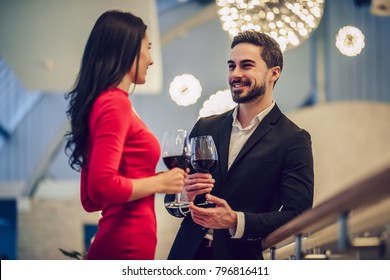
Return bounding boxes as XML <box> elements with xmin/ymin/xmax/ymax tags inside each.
<box><xmin>64</xmin><ymin>10</ymin><xmax>186</xmax><ymax>260</ymax></box>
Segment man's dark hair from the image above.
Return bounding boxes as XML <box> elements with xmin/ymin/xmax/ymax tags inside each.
<box><xmin>231</xmin><ymin>31</ymin><xmax>283</xmax><ymax>73</ymax></box>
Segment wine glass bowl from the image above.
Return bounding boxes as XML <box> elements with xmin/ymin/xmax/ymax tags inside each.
<box><xmin>162</xmin><ymin>129</ymin><xmax>191</xmax><ymax>209</ymax></box>
<box><xmin>191</xmin><ymin>158</ymin><xmax>217</xmax><ymax>173</ymax></box>
<box><xmin>190</xmin><ymin>135</ymin><xmax>218</xmax><ymax>207</ymax></box>
<box><xmin>163</xmin><ymin>154</ymin><xmax>190</xmax><ymax>170</ymax></box>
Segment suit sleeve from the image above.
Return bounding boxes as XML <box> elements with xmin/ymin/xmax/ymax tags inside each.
<box><xmin>243</xmin><ymin>129</ymin><xmax>314</xmax><ymax>239</ymax></box>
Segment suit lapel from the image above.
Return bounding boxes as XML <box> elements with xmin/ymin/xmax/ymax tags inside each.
<box><xmin>229</xmin><ymin>104</ymin><xmax>282</xmax><ymax>171</ymax></box>
<box><xmin>218</xmin><ymin>110</ymin><xmax>234</xmax><ymax>183</ymax></box>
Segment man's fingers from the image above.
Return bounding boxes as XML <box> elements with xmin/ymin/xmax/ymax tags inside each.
<box><xmin>205</xmin><ymin>194</ymin><xmax>226</xmax><ymax>206</ymax></box>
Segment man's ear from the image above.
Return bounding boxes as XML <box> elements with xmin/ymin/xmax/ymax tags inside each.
<box><xmin>269</xmin><ymin>66</ymin><xmax>281</xmax><ymax>82</ymax></box>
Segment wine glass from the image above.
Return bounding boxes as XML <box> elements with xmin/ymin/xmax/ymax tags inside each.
<box><xmin>162</xmin><ymin>129</ymin><xmax>191</xmax><ymax>208</ymax></box>
<box><xmin>190</xmin><ymin>135</ymin><xmax>218</xmax><ymax>207</ymax></box>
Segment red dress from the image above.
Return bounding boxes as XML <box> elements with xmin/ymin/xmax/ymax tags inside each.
<box><xmin>80</xmin><ymin>88</ymin><xmax>160</xmax><ymax>260</ymax></box>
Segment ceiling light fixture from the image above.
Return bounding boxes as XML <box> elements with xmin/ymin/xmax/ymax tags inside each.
<box><xmin>199</xmin><ymin>89</ymin><xmax>236</xmax><ymax>118</ymax></box>
<box><xmin>215</xmin><ymin>0</ymin><xmax>325</xmax><ymax>51</ymax></box>
<box><xmin>169</xmin><ymin>74</ymin><xmax>202</xmax><ymax>106</ymax></box>
<box><xmin>335</xmin><ymin>26</ymin><xmax>365</xmax><ymax>57</ymax></box>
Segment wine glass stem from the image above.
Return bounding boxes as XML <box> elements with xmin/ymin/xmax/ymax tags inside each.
<box><xmin>176</xmin><ymin>192</ymin><xmax>182</xmax><ymax>203</ymax></box>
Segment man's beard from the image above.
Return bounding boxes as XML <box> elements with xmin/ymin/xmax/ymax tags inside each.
<box><xmin>232</xmin><ymin>81</ymin><xmax>266</xmax><ymax>104</ymax></box>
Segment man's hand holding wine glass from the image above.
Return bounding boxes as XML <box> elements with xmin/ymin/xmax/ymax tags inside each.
<box><xmin>181</xmin><ymin>172</ymin><xmax>215</xmax><ymax>202</ymax></box>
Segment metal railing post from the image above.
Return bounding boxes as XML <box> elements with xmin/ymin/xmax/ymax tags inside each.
<box><xmin>270</xmin><ymin>247</ymin><xmax>276</xmax><ymax>260</ymax></box>
<box><xmin>295</xmin><ymin>234</ymin><xmax>302</xmax><ymax>260</ymax></box>
<box><xmin>338</xmin><ymin>212</ymin><xmax>349</xmax><ymax>252</ymax></box>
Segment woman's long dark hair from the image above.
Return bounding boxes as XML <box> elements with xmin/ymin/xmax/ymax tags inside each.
<box><xmin>65</xmin><ymin>10</ymin><xmax>147</xmax><ymax>171</ymax></box>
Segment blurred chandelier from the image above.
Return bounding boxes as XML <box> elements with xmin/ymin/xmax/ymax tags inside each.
<box><xmin>215</xmin><ymin>0</ymin><xmax>325</xmax><ymax>51</ymax></box>
<box><xmin>199</xmin><ymin>89</ymin><xmax>236</xmax><ymax>118</ymax></box>
<box><xmin>169</xmin><ymin>74</ymin><xmax>202</xmax><ymax>106</ymax></box>
<box><xmin>335</xmin><ymin>26</ymin><xmax>365</xmax><ymax>57</ymax></box>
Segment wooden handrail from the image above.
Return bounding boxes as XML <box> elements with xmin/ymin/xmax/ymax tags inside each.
<box><xmin>261</xmin><ymin>164</ymin><xmax>390</xmax><ymax>251</ymax></box>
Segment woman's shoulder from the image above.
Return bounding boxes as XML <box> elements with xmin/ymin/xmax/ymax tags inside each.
<box><xmin>90</xmin><ymin>88</ymin><xmax>132</xmax><ymax>119</ymax></box>
<box><xmin>98</xmin><ymin>87</ymin><xmax>129</xmax><ymax>100</ymax></box>
<box><xmin>95</xmin><ymin>87</ymin><xmax>131</xmax><ymax>106</ymax></box>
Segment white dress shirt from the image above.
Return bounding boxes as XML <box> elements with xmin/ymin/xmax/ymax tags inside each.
<box><xmin>204</xmin><ymin>101</ymin><xmax>275</xmax><ymax>242</ymax></box>
<box><xmin>228</xmin><ymin>101</ymin><xmax>275</xmax><ymax>239</ymax></box>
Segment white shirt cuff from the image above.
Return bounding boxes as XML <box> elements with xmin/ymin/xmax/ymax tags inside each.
<box><xmin>229</xmin><ymin>211</ymin><xmax>245</xmax><ymax>239</ymax></box>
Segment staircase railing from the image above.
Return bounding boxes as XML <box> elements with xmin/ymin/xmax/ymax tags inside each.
<box><xmin>261</xmin><ymin>163</ymin><xmax>390</xmax><ymax>259</ymax></box>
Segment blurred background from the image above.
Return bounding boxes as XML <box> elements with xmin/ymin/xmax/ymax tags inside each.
<box><xmin>0</xmin><ymin>0</ymin><xmax>389</xmax><ymax>260</ymax></box>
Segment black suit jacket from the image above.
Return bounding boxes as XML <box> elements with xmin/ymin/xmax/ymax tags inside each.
<box><xmin>166</xmin><ymin>104</ymin><xmax>314</xmax><ymax>259</ymax></box>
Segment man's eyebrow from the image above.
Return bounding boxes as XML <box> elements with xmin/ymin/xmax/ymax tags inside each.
<box><xmin>227</xmin><ymin>59</ymin><xmax>256</xmax><ymax>64</ymax></box>
<box><xmin>240</xmin><ymin>59</ymin><xmax>256</xmax><ymax>64</ymax></box>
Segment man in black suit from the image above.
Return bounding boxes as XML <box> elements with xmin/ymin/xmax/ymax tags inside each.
<box><xmin>165</xmin><ymin>31</ymin><xmax>314</xmax><ymax>260</ymax></box>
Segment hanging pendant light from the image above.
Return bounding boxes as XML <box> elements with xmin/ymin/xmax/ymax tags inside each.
<box><xmin>335</xmin><ymin>26</ymin><xmax>365</xmax><ymax>57</ymax></box>
<box><xmin>216</xmin><ymin>0</ymin><xmax>325</xmax><ymax>51</ymax></box>
<box><xmin>199</xmin><ymin>89</ymin><xmax>236</xmax><ymax>118</ymax></box>
<box><xmin>169</xmin><ymin>74</ymin><xmax>202</xmax><ymax>106</ymax></box>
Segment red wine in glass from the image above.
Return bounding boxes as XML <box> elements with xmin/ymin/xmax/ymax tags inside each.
<box><xmin>162</xmin><ymin>129</ymin><xmax>191</xmax><ymax>209</ymax></box>
<box><xmin>163</xmin><ymin>155</ymin><xmax>191</xmax><ymax>170</ymax></box>
<box><xmin>191</xmin><ymin>159</ymin><xmax>217</xmax><ymax>173</ymax></box>
<box><xmin>190</xmin><ymin>135</ymin><xmax>218</xmax><ymax>207</ymax></box>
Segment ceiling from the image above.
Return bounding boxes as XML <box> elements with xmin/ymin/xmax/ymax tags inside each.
<box><xmin>0</xmin><ymin>0</ymin><xmax>163</xmax><ymax>93</ymax></box>
<box><xmin>1</xmin><ymin>0</ymin><xmax>388</xmax><ymax>94</ymax></box>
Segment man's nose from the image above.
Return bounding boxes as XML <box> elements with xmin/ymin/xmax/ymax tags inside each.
<box><xmin>230</xmin><ymin>67</ymin><xmax>243</xmax><ymax>78</ymax></box>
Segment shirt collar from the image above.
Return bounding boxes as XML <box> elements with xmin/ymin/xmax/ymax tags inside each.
<box><xmin>232</xmin><ymin>101</ymin><xmax>275</xmax><ymax>130</ymax></box>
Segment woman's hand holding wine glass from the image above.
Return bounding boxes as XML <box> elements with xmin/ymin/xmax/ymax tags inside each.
<box><xmin>155</xmin><ymin>168</ymin><xmax>186</xmax><ymax>194</ymax></box>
